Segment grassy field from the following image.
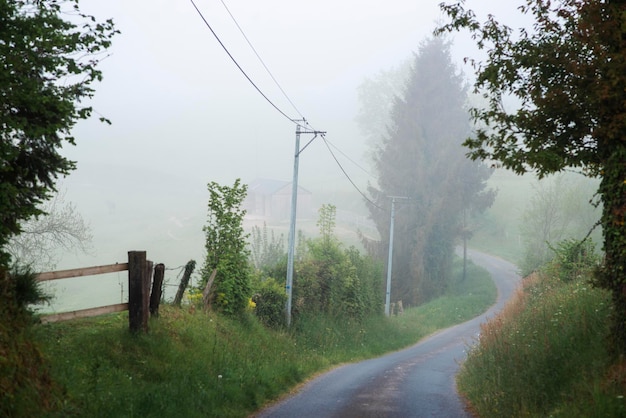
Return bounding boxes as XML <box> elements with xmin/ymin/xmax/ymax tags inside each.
<box><xmin>33</xmin><ymin>259</ymin><xmax>495</xmax><ymax>418</ymax></box>
<box><xmin>457</xmin><ymin>270</ymin><xmax>626</xmax><ymax>417</ymax></box>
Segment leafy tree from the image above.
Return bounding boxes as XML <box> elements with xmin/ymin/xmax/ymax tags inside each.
<box><xmin>519</xmin><ymin>174</ymin><xmax>601</xmax><ymax>276</ymax></box>
<box><xmin>6</xmin><ymin>189</ymin><xmax>93</xmax><ymax>271</ymax></box>
<box><xmin>438</xmin><ymin>0</ymin><xmax>626</xmax><ymax>353</ymax></box>
<box><xmin>201</xmin><ymin>179</ymin><xmax>251</xmax><ymax>316</ymax></box>
<box><xmin>363</xmin><ymin>36</ymin><xmax>495</xmax><ymax>306</ymax></box>
<box><xmin>0</xmin><ymin>0</ymin><xmax>117</xmax><ymax>267</ymax></box>
<box><xmin>0</xmin><ymin>2</ymin><xmax>116</xmax><ymax>414</ymax></box>
<box><xmin>458</xmin><ymin>156</ymin><xmax>497</xmax><ymax>280</ymax></box>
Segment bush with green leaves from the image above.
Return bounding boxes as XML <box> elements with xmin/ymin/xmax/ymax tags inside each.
<box><xmin>252</xmin><ymin>277</ymin><xmax>287</xmax><ymax>328</ymax></box>
<box><xmin>293</xmin><ymin>205</ymin><xmax>383</xmax><ymax>321</ymax></box>
<box><xmin>1</xmin><ymin>266</ymin><xmax>59</xmax><ymax>416</ymax></box>
<box><xmin>0</xmin><ymin>1</ymin><xmax>116</xmax><ymax>414</ymax></box>
<box><xmin>545</xmin><ymin>238</ymin><xmax>600</xmax><ymax>283</ymax></box>
<box><xmin>201</xmin><ymin>179</ymin><xmax>251</xmax><ymax>316</ymax></box>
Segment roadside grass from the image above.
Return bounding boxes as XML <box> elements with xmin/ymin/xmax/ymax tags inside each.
<box><xmin>457</xmin><ymin>271</ymin><xmax>626</xmax><ymax>417</ymax></box>
<box><xmin>34</xmin><ymin>258</ymin><xmax>495</xmax><ymax>417</ymax></box>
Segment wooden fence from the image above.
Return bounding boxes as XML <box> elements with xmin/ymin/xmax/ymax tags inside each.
<box><xmin>36</xmin><ymin>251</ymin><xmax>165</xmax><ymax>333</ymax></box>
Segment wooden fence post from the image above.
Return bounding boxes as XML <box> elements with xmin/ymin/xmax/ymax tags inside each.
<box><xmin>173</xmin><ymin>260</ymin><xmax>196</xmax><ymax>307</ymax></box>
<box><xmin>145</xmin><ymin>260</ymin><xmax>153</xmax><ymax>323</ymax></box>
<box><xmin>150</xmin><ymin>263</ymin><xmax>165</xmax><ymax>317</ymax></box>
<box><xmin>128</xmin><ymin>251</ymin><xmax>149</xmax><ymax>333</ymax></box>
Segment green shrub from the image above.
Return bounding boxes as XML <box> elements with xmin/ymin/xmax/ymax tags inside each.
<box><xmin>201</xmin><ymin>180</ymin><xmax>252</xmax><ymax>316</ymax></box>
<box><xmin>1</xmin><ymin>266</ymin><xmax>59</xmax><ymax>416</ymax></box>
<box><xmin>545</xmin><ymin>238</ymin><xmax>600</xmax><ymax>282</ymax></box>
<box><xmin>253</xmin><ymin>278</ymin><xmax>287</xmax><ymax>328</ymax></box>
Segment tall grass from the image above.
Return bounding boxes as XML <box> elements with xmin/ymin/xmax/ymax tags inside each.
<box><xmin>34</xmin><ymin>259</ymin><xmax>495</xmax><ymax>417</ymax></box>
<box><xmin>457</xmin><ymin>271</ymin><xmax>626</xmax><ymax>417</ymax></box>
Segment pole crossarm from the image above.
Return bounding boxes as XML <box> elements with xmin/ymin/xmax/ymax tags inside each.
<box><xmin>297</xmin><ymin>131</ymin><xmax>326</xmax><ymax>156</ymax></box>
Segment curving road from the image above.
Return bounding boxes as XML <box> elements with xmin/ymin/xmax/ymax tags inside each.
<box><xmin>253</xmin><ymin>250</ymin><xmax>519</xmax><ymax>418</ymax></box>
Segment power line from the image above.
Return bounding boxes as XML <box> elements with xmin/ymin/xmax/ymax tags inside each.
<box><xmin>218</xmin><ymin>0</ymin><xmax>306</xmax><ymax>121</ymax></box>
<box><xmin>189</xmin><ymin>0</ymin><xmax>297</xmax><ymax>124</ymax></box>
<box><xmin>322</xmin><ymin>135</ymin><xmax>384</xmax><ymax>211</ymax></box>
<box><xmin>324</xmin><ymin>138</ymin><xmax>376</xmax><ymax>179</ymax></box>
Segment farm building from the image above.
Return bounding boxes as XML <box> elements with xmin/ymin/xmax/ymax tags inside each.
<box><xmin>244</xmin><ymin>178</ymin><xmax>312</xmax><ymax>221</ymax></box>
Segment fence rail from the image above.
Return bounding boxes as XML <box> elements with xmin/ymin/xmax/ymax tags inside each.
<box><xmin>35</xmin><ymin>251</ymin><xmax>163</xmax><ymax>333</ymax></box>
<box><xmin>40</xmin><ymin>303</ymin><xmax>129</xmax><ymax>324</ymax></box>
<box><xmin>37</xmin><ymin>263</ymin><xmax>129</xmax><ymax>281</ymax></box>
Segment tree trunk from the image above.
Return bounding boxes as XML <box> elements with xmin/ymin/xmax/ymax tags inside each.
<box><xmin>597</xmin><ymin>147</ymin><xmax>626</xmax><ymax>356</ymax></box>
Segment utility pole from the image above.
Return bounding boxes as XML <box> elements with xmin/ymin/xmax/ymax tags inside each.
<box><xmin>385</xmin><ymin>196</ymin><xmax>409</xmax><ymax>316</ymax></box>
<box><xmin>285</xmin><ymin>121</ymin><xmax>325</xmax><ymax>327</ymax></box>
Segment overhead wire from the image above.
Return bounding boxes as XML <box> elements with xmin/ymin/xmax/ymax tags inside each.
<box><xmin>190</xmin><ymin>0</ymin><xmax>383</xmax><ymax>210</ymax></box>
<box><xmin>321</xmin><ymin>135</ymin><xmax>384</xmax><ymax>211</ymax></box>
<box><xmin>189</xmin><ymin>0</ymin><xmax>297</xmax><ymax>125</ymax></box>
<box><xmin>324</xmin><ymin>138</ymin><xmax>376</xmax><ymax>179</ymax></box>
<box><xmin>218</xmin><ymin>0</ymin><xmax>306</xmax><ymax>121</ymax></box>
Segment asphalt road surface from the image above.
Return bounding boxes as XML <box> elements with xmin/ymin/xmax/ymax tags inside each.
<box><xmin>254</xmin><ymin>250</ymin><xmax>520</xmax><ymax>418</ymax></box>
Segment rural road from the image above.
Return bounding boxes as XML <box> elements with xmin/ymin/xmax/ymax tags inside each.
<box><xmin>254</xmin><ymin>250</ymin><xmax>520</xmax><ymax>418</ymax></box>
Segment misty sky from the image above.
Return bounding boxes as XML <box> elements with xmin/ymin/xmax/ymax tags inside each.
<box><xmin>45</xmin><ymin>1</ymin><xmax>529</xmax><ymax>307</ymax></box>
<box><xmin>66</xmin><ymin>1</ymin><xmax>523</xmax><ymax>186</ymax></box>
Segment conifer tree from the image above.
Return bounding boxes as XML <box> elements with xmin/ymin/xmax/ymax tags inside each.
<box><xmin>364</xmin><ymin>37</ymin><xmax>494</xmax><ymax>306</ymax></box>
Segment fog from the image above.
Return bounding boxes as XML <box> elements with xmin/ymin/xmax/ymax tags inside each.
<box><xmin>43</xmin><ymin>1</ymin><xmax>528</xmax><ymax>311</ymax></box>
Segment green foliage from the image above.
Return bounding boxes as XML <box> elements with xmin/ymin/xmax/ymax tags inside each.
<box><xmin>361</xmin><ymin>36</ymin><xmax>495</xmax><ymax>306</ymax></box>
<box><xmin>32</xmin><ymin>261</ymin><xmax>495</xmax><ymax>417</ymax></box>
<box><xmin>292</xmin><ymin>205</ymin><xmax>383</xmax><ymax>321</ymax></box>
<box><xmin>456</xmin><ymin>270</ymin><xmax>622</xmax><ymax>417</ymax></box>
<box><xmin>438</xmin><ymin>0</ymin><xmax>626</xmax><ymax>354</ymax></box>
<box><xmin>546</xmin><ymin>238</ymin><xmax>600</xmax><ymax>283</ymax></box>
<box><xmin>0</xmin><ymin>266</ymin><xmax>60</xmax><ymax>416</ymax></box>
<box><xmin>5</xmin><ymin>265</ymin><xmax>51</xmax><ymax>310</ymax></box>
<box><xmin>345</xmin><ymin>246</ymin><xmax>384</xmax><ymax>317</ymax></box>
<box><xmin>251</xmin><ymin>277</ymin><xmax>287</xmax><ymax>328</ymax></box>
<box><xmin>518</xmin><ymin>174</ymin><xmax>601</xmax><ymax>276</ymax></box>
<box><xmin>0</xmin><ymin>0</ymin><xmax>117</xmax><ymax>266</ymax></box>
<box><xmin>202</xmin><ymin>179</ymin><xmax>251</xmax><ymax>316</ymax></box>
<box><xmin>317</xmin><ymin>203</ymin><xmax>337</xmax><ymax>245</ymax></box>
<box><xmin>248</xmin><ymin>222</ymin><xmax>285</xmax><ymax>272</ymax></box>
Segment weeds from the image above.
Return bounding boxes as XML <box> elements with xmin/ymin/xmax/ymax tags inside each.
<box><xmin>34</xmin><ymin>259</ymin><xmax>495</xmax><ymax>417</ymax></box>
<box><xmin>457</xmin><ymin>269</ymin><xmax>624</xmax><ymax>417</ymax></box>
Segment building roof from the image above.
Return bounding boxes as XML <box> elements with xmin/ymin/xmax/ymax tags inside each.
<box><xmin>247</xmin><ymin>178</ymin><xmax>311</xmax><ymax>196</ymax></box>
